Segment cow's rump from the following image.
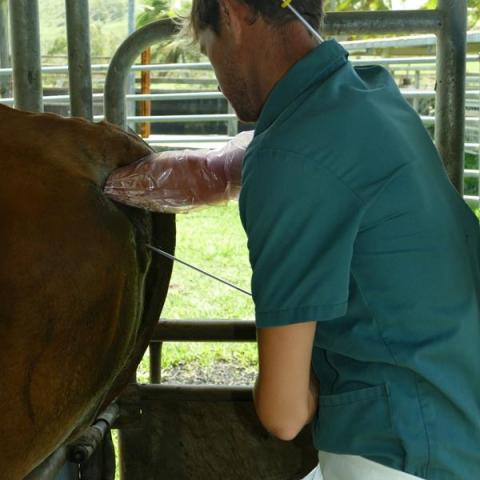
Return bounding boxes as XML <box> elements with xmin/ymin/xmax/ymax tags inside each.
<box><xmin>0</xmin><ymin>104</ymin><xmax>175</xmax><ymax>479</ymax></box>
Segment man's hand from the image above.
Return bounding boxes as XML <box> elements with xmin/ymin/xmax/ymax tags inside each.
<box><xmin>254</xmin><ymin>321</ymin><xmax>318</xmax><ymax>441</ymax></box>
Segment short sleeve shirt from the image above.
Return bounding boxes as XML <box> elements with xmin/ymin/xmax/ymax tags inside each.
<box><xmin>239</xmin><ymin>40</ymin><xmax>480</xmax><ymax>480</ymax></box>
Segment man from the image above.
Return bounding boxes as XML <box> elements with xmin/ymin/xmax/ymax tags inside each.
<box><xmin>107</xmin><ymin>1</ymin><xmax>480</xmax><ymax>478</ymax></box>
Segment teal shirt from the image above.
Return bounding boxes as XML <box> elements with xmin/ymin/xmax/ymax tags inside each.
<box><xmin>239</xmin><ymin>40</ymin><xmax>480</xmax><ymax>479</ymax></box>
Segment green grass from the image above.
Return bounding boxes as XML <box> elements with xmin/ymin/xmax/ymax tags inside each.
<box><xmin>136</xmin><ymin>201</ymin><xmax>257</xmax><ymax>384</ymax></box>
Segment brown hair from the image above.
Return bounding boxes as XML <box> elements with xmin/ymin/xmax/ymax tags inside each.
<box><xmin>185</xmin><ymin>0</ymin><xmax>324</xmax><ymax>41</ymax></box>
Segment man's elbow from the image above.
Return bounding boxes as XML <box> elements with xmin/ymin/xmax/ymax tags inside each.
<box><xmin>256</xmin><ymin>405</ymin><xmax>309</xmax><ymax>441</ymax></box>
<box><xmin>265</xmin><ymin>421</ymin><xmax>304</xmax><ymax>441</ymax></box>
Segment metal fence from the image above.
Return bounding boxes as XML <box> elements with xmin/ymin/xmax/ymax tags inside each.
<box><xmin>1</xmin><ymin>54</ymin><xmax>478</xmax><ymax>202</ymax></box>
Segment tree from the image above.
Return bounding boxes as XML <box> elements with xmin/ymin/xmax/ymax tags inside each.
<box><xmin>136</xmin><ymin>0</ymin><xmax>201</xmax><ymax>63</ymax></box>
<box><xmin>136</xmin><ymin>0</ymin><xmax>172</xmax><ymax>28</ymax></box>
<box><xmin>421</xmin><ymin>0</ymin><xmax>480</xmax><ymax>28</ymax></box>
<box><xmin>325</xmin><ymin>0</ymin><xmax>391</xmax><ymax>10</ymax></box>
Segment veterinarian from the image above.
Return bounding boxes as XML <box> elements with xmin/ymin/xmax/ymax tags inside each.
<box><xmin>105</xmin><ymin>1</ymin><xmax>480</xmax><ymax>478</ymax></box>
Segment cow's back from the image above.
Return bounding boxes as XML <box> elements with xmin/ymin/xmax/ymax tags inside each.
<box><xmin>0</xmin><ymin>104</ymin><xmax>172</xmax><ymax>478</ymax></box>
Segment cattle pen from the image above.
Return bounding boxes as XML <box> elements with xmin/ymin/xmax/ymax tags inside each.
<box><xmin>0</xmin><ymin>1</ymin><xmax>470</xmax><ymax>479</ymax></box>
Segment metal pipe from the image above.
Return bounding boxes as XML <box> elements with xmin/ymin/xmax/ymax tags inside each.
<box><xmin>8</xmin><ymin>0</ymin><xmax>43</xmax><ymax>112</ymax></box>
<box><xmin>68</xmin><ymin>403</ymin><xmax>120</xmax><ymax>464</ymax></box>
<box><xmin>0</xmin><ymin>0</ymin><xmax>10</xmax><ymax>98</ymax></box>
<box><xmin>140</xmin><ymin>48</ymin><xmax>152</xmax><ymax>137</ymax></box>
<box><xmin>4</xmin><ymin>52</ymin><xmax>475</xmax><ymax>77</ymax></box>
<box><xmin>435</xmin><ymin>0</ymin><xmax>467</xmax><ymax>192</ymax></box>
<box><xmin>149</xmin><ymin>342</ymin><xmax>162</xmax><ymax>384</ymax></box>
<box><xmin>105</xmin><ymin>19</ymin><xmax>176</xmax><ymax>128</ymax></box>
<box><xmin>127</xmin><ymin>0</ymin><xmax>136</xmax><ymax>130</ymax></box>
<box><xmin>65</xmin><ymin>0</ymin><xmax>93</xmax><ymax>119</ymax></box>
<box><xmin>0</xmin><ymin>91</ymin><xmax>225</xmax><ymax>104</ymax></box>
<box><xmin>98</xmin><ymin>113</ymin><xmax>237</xmax><ymax>123</ymax></box>
<box><xmin>2</xmin><ymin>44</ymin><xmax>477</xmax><ymax>73</ymax></box>
<box><xmin>324</xmin><ymin>10</ymin><xmax>441</xmax><ymax>36</ymax></box>
<box><xmin>139</xmin><ymin>384</ymin><xmax>253</xmax><ymax>403</ymax></box>
<box><xmin>152</xmin><ymin>320</ymin><xmax>256</xmax><ymax>342</ymax></box>
<box><xmin>10</xmin><ymin>88</ymin><xmax>480</xmax><ymax>105</ymax></box>
<box><xmin>0</xmin><ymin>62</ymin><xmax>213</xmax><ymax>76</ymax></box>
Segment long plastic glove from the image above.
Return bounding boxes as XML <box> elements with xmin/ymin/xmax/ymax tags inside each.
<box><xmin>103</xmin><ymin>131</ymin><xmax>253</xmax><ymax>213</ymax></box>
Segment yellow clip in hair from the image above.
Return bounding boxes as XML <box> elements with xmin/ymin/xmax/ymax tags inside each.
<box><xmin>280</xmin><ymin>0</ymin><xmax>324</xmax><ymax>42</ymax></box>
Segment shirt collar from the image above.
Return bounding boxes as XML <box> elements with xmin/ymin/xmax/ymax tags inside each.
<box><xmin>255</xmin><ymin>39</ymin><xmax>349</xmax><ymax>134</ymax></box>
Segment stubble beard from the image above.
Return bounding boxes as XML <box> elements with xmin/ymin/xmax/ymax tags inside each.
<box><xmin>222</xmin><ymin>60</ymin><xmax>261</xmax><ymax>124</ymax></box>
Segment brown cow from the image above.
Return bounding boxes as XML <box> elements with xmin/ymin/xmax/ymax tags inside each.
<box><xmin>0</xmin><ymin>104</ymin><xmax>175</xmax><ymax>479</ymax></box>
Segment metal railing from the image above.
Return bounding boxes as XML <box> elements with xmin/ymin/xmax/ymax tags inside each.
<box><xmin>3</xmin><ymin>1</ymin><xmax>467</xmax><ymax>192</ymax></box>
<box><xmin>3</xmin><ymin>55</ymin><xmax>478</xmax><ymax>201</ymax></box>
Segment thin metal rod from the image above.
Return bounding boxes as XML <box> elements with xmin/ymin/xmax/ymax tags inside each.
<box><xmin>7</xmin><ymin>87</ymin><xmax>479</xmax><ymax>105</ymax></box>
<box><xmin>149</xmin><ymin>342</ymin><xmax>162</xmax><ymax>384</ymax></box>
<box><xmin>8</xmin><ymin>0</ymin><xmax>43</xmax><ymax>112</ymax></box>
<box><xmin>104</xmin><ymin>19</ymin><xmax>176</xmax><ymax>129</ymax></box>
<box><xmin>127</xmin><ymin>0</ymin><xmax>136</xmax><ymax>130</ymax></box>
<box><xmin>323</xmin><ymin>10</ymin><xmax>441</xmax><ymax>35</ymax></box>
<box><xmin>286</xmin><ymin>4</ymin><xmax>323</xmax><ymax>42</ymax></box>
<box><xmin>146</xmin><ymin>244</ymin><xmax>252</xmax><ymax>296</ymax></box>
<box><xmin>0</xmin><ymin>0</ymin><xmax>10</xmax><ymax>98</ymax></box>
<box><xmin>65</xmin><ymin>0</ymin><xmax>93</xmax><ymax>120</ymax></box>
<box><xmin>101</xmin><ymin>113</ymin><xmax>236</xmax><ymax>123</ymax></box>
<box><xmin>0</xmin><ymin>62</ymin><xmax>212</xmax><ymax>76</ymax></box>
<box><xmin>152</xmin><ymin>320</ymin><xmax>256</xmax><ymax>342</ymax></box>
<box><xmin>140</xmin><ymin>48</ymin><xmax>152</xmax><ymax>137</ymax></box>
<box><xmin>68</xmin><ymin>403</ymin><xmax>120</xmax><ymax>464</ymax></box>
<box><xmin>138</xmin><ymin>383</ymin><xmax>253</xmax><ymax>402</ymax></box>
<box><xmin>435</xmin><ymin>0</ymin><xmax>467</xmax><ymax>192</ymax></box>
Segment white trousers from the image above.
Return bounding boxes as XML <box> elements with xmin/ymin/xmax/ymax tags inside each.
<box><xmin>301</xmin><ymin>451</ymin><xmax>424</xmax><ymax>480</ymax></box>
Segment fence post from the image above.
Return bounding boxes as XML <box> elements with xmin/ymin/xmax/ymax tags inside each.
<box><xmin>65</xmin><ymin>0</ymin><xmax>93</xmax><ymax>120</ymax></box>
<box><xmin>127</xmin><ymin>0</ymin><xmax>136</xmax><ymax>130</ymax></box>
<box><xmin>0</xmin><ymin>0</ymin><xmax>10</xmax><ymax>98</ymax></box>
<box><xmin>477</xmin><ymin>54</ymin><xmax>480</xmax><ymax>206</ymax></box>
<box><xmin>104</xmin><ymin>19</ymin><xmax>176</xmax><ymax>129</ymax></box>
<box><xmin>140</xmin><ymin>48</ymin><xmax>152</xmax><ymax>138</ymax></box>
<box><xmin>413</xmin><ymin>68</ymin><xmax>420</xmax><ymax>112</ymax></box>
<box><xmin>149</xmin><ymin>342</ymin><xmax>162</xmax><ymax>384</ymax></box>
<box><xmin>227</xmin><ymin>102</ymin><xmax>238</xmax><ymax>137</ymax></box>
<box><xmin>435</xmin><ymin>0</ymin><xmax>467</xmax><ymax>192</ymax></box>
<box><xmin>8</xmin><ymin>0</ymin><xmax>43</xmax><ymax>112</ymax></box>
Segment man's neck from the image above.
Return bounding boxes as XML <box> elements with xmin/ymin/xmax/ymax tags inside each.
<box><xmin>245</xmin><ymin>21</ymin><xmax>321</xmax><ymax>114</ymax></box>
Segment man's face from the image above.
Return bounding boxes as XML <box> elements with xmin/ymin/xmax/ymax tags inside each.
<box><xmin>198</xmin><ymin>27</ymin><xmax>260</xmax><ymax>123</ymax></box>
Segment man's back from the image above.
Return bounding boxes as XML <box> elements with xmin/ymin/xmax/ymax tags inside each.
<box><xmin>241</xmin><ymin>40</ymin><xmax>480</xmax><ymax>479</ymax></box>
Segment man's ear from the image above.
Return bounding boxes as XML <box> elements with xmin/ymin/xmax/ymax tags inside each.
<box><xmin>219</xmin><ymin>0</ymin><xmax>252</xmax><ymax>45</ymax></box>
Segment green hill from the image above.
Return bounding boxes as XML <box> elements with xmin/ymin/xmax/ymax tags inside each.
<box><xmin>39</xmin><ymin>0</ymin><xmax>129</xmax><ymax>61</ymax></box>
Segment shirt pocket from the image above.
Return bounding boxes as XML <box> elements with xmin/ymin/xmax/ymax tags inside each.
<box><xmin>313</xmin><ymin>384</ymin><xmax>404</xmax><ymax>468</ymax></box>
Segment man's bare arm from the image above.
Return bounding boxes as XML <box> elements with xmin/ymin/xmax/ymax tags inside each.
<box><xmin>254</xmin><ymin>321</ymin><xmax>318</xmax><ymax>441</ymax></box>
